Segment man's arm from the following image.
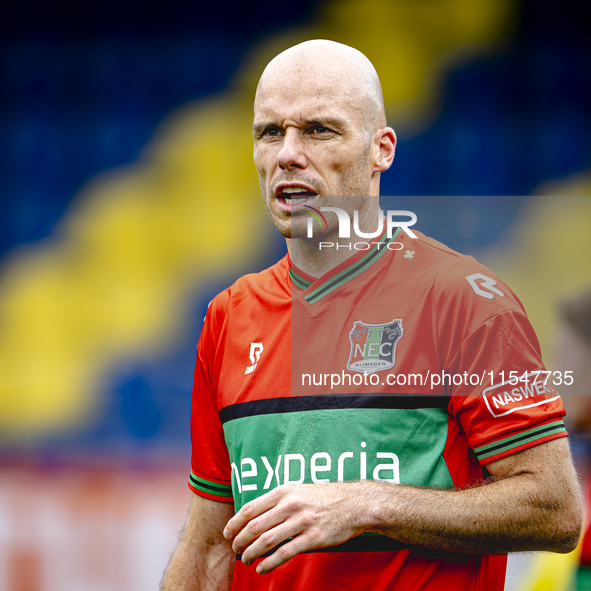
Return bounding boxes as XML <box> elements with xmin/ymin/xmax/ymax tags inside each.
<box><xmin>161</xmin><ymin>493</ymin><xmax>235</xmax><ymax>591</ymax></box>
<box><xmin>224</xmin><ymin>438</ymin><xmax>582</xmax><ymax>575</ymax></box>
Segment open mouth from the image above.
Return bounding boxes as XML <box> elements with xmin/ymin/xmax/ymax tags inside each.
<box><xmin>276</xmin><ymin>186</ymin><xmax>318</xmax><ymax>212</ymax></box>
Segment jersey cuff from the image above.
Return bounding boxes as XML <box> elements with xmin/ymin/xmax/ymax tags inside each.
<box><xmin>188</xmin><ymin>471</ymin><xmax>233</xmax><ymax>502</ymax></box>
<box><xmin>473</xmin><ymin>420</ymin><xmax>567</xmax><ymax>465</ymax></box>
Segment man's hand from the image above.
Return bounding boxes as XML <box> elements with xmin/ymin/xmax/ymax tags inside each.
<box><xmin>223</xmin><ymin>482</ymin><xmax>368</xmax><ymax>574</ymax></box>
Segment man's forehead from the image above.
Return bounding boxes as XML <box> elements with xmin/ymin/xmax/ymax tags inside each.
<box><xmin>254</xmin><ymin>74</ymin><xmax>362</xmax><ymax>125</ymax></box>
<box><xmin>257</xmin><ymin>62</ymin><xmax>354</xmax><ymax>101</ymax></box>
<box><xmin>255</xmin><ymin>94</ymin><xmax>353</xmax><ymax>122</ymax></box>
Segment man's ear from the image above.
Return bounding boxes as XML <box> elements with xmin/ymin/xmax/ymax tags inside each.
<box><xmin>373</xmin><ymin>127</ymin><xmax>396</xmax><ymax>174</ymax></box>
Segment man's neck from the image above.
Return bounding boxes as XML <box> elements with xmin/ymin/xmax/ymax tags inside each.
<box><xmin>287</xmin><ymin>205</ymin><xmax>382</xmax><ymax>279</ymax></box>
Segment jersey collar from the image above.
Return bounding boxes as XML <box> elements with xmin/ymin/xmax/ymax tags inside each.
<box><xmin>288</xmin><ymin>227</ymin><xmax>402</xmax><ymax>305</ymax></box>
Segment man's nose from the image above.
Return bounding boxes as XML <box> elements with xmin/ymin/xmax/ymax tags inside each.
<box><xmin>277</xmin><ymin>130</ymin><xmax>307</xmax><ymax>170</ymax></box>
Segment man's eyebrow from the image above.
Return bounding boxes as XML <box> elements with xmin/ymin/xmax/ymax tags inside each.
<box><xmin>303</xmin><ymin>118</ymin><xmax>347</xmax><ymax>129</ymax></box>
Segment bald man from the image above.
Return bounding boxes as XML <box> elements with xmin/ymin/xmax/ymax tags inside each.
<box><xmin>161</xmin><ymin>41</ymin><xmax>581</xmax><ymax>591</ymax></box>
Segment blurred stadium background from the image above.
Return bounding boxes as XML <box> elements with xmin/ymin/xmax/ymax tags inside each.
<box><xmin>1</xmin><ymin>0</ymin><xmax>590</xmax><ymax>589</ymax></box>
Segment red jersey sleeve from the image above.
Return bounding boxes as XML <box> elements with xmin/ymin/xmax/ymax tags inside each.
<box><xmin>435</xmin><ymin>258</ymin><xmax>567</xmax><ymax>466</ymax></box>
<box><xmin>188</xmin><ymin>291</ymin><xmax>233</xmax><ymax>502</ymax></box>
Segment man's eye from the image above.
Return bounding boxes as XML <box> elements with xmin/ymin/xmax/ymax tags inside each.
<box><xmin>311</xmin><ymin>126</ymin><xmax>330</xmax><ymax>134</ymax></box>
<box><xmin>262</xmin><ymin>128</ymin><xmax>282</xmax><ymax>137</ymax></box>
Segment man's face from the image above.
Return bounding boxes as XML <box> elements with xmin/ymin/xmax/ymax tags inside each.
<box><xmin>253</xmin><ymin>68</ymin><xmax>375</xmax><ymax>239</ymax></box>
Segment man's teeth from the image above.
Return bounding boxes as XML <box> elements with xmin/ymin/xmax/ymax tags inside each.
<box><xmin>281</xmin><ymin>187</ymin><xmax>316</xmax><ymax>204</ymax></box>
<box><xmin>283</xmin><ymin>187</ymin><xmax>311</xmax><ymax>193</ymax></box>
<box><xmin>284</xmin><ymin>197</ymin><xmax>309</xmax><ymax>204</ymax></box>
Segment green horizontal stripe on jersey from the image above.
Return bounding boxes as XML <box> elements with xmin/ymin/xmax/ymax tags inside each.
<box><xmin>219</xmin><ymin>394</ymin><xmax>450</xmax><ymax>424</ymax></box>
<box><xmin>304</xmin><ymin>228</ymin><xmax>402</xmax><ymax>305</ymax></box>
<box><xmin>223</xmin><ymin>407</ymin><xmax>454</xmax><ymax>512</ymax></box>
<box><xmin>189</xmin><ymin>472</ymin><xmax>232</xmax><ymax>496</ymax></box>
<box><xmin>474</xmin><ymin>421</ymin><xmax>565</xmax><ymax>461</ymax></box>
<box><xmin>289</xmin><ymin>268</ymin><xmax>312</xmax><ymax>290</ymax></box>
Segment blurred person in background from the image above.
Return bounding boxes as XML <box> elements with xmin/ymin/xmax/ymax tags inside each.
<box><xmin>557</xmin><ymin>288</ymin><xmax>591</xmax><ymax>590</ymax></box>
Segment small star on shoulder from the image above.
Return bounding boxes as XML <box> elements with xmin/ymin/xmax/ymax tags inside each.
<box><xmin>404</xmin><ymin>250</ymin><xmax>415</xmax><ymax>260</ymax></box>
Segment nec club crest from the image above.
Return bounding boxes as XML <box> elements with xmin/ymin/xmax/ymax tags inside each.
<box><xmin>348</xmin><ymin>319</ymin><xmax>404</xmax><ymax>374</ymax></box>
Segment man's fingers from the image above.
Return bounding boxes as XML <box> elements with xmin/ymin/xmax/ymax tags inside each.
<box><xmin>224</xmin><ymin>486</ymin><xmax>300</xmax><ymax>542</ymax></box>
<box><xmin>240</xmin><ymin>520</ymin><xmax>304</xmax><ymax>565</ymax></box>
<box><xmin>232</xmin><ymin>507</ymin><xmax>286</xmax><ymax>554</ymax></box>
<box><xmin>232</xmin><ymin>491</ymin><xmax>305</xmax><ymax>553</ymax></box>
<box><xmin>224</xmin><ymin>491</ymin><xmax>279</xmax><ymax>540</ymax></box>
<box><xmin>255</xmin><ymin>530</ymin><xmax>321</xmax><ymax>574</ymax></box>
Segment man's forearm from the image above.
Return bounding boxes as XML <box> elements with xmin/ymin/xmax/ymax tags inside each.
<box><xmin>161</xmin><ymin>493</ymin><xmax>235</xmax><ymax>591</ymax></box>
<box><xmin>160</xmin><ymin>536</ymin><xmax>234</xmax><ymax>591</ymax></box>
<box><xmin>364</xmin><ymin>472</ymin><xmax>580</xmax><ymax>554</ymax></box>
<box><xmin>363</xmin><ymin>438</ymin><xmax>582</xmax><ymax>555</ymax></box>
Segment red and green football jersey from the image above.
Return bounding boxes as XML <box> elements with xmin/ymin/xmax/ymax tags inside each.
<box><xmin>189</xmin><ymin>228</ymin><xmax>567</xmax><ymax>591</ymax></box>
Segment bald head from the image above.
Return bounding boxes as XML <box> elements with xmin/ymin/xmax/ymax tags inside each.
<box><xmin>256</xmin><ymin>40</ymin><xmax>386</xmax><ymax>135</ymax></box>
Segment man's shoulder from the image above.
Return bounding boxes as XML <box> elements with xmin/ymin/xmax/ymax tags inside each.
<box><xmin>402</xmin><ymin>231</ymin><xmax>525</xmax><ymax>314</ymax></box>
<box><xmin>209</xmin><ymin>255</ymin><xmax>289</xmax><ymax>314</ymax></box>
<box><xmin>409</xmin><ymin>231</ymin><xmax>474</xmax><ymax>272</ymax></box>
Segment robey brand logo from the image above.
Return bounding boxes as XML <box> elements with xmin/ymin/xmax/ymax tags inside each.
<box><xmin>244</xmin><ymin>342</ymin><xmax>264</xmax><ymax>375</ymax></box>
<box><xmin>465</xmin><ymin>273</ymin><xmax>505</xmax><ymax>300</ymax></box>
